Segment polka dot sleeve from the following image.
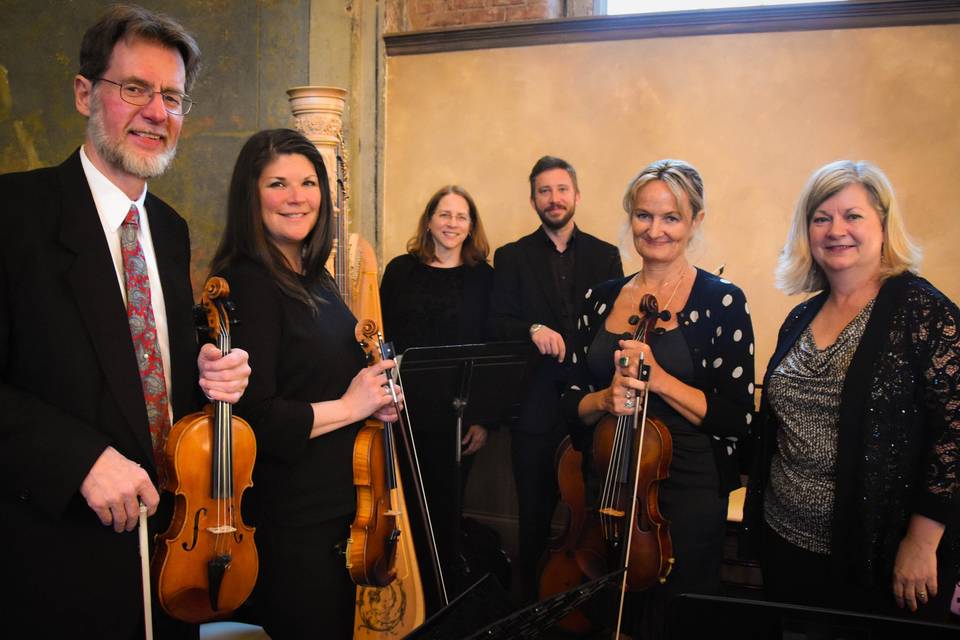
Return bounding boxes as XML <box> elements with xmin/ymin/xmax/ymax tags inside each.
<box><xmin>695</xmin><ymin>281</ymin><xmax>756</xmax><ymax>439</ymax></box>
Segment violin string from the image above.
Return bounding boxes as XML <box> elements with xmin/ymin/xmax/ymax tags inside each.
<box><xmin>217</xmin><ymin>325</ymin><xmax>222</xmax><ymax>536</ymax></box>
<box><xmin>218</xmin><ymin>317</ymin><xmax>231</xmax><ymax>557</ymax></box>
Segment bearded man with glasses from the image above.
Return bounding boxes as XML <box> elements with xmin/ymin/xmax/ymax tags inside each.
<box><xmin>0</xmin><ymin>5</ymin><xmax>250</xmax><ymax>638</ymax></box>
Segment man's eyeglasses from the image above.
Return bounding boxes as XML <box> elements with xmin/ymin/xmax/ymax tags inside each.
<box><xmin>94</xmin><ymin>77</ymin><xmax>194</xmax><ymax>116</ymax></box>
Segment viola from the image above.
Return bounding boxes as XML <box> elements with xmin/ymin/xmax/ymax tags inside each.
<box><xmin>597</xmin><ymin>293</ymin><xmax>674</xmax><ymax>637</ymax></box>
<box><xmin>151</xmin><ymin>277</ymin><xmax>258</xmax><ymax>623</ymax></box>
<box><xmin>537</xmin><ymin>294</ymin><xmax>674</xmax><ymax>637</ymax></box>
<box><xmin>347</xmin><ymin>319</ymin><xmax>403</xmax><ymax>587</ymax></box>
<box><xmin>346</xmin><ymin>320</ymin><xmax>449</xmax><ymax>614</ymax></box>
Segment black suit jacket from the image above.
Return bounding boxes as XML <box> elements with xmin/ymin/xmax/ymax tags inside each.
<box><xmin>0</xmin><ymin>151</ymin><xmax>199</xmax><ymax>637</ymax></box>
<box><xmin>489</xmin><ymin>226</ymin><xmax>622</xmax><ymax>434</ymax></box>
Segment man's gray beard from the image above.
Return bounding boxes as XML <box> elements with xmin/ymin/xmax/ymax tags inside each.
<box><xmin>87</xmin><ymin>99</ymin><xmax>177</xmax><ymax>180</ymax></box>
<box><xmin>537</xmin><ymin>204</ymin><xmax>576</xmax><ymax>230</ymax></box>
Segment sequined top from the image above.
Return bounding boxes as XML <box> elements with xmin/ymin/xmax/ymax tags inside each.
<box><xmin>764</xmin><ymin>300</ymin><xmax>874</xmax><ymax>554</ymax></box>
<box><xmin>746</xmin><ymin>274</ymin><xmax>960</xmax><ymax>588</ymax></box>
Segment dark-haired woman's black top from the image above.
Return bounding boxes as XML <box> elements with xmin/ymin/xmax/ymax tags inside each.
<box><xmin>218</xmin><ymin>256</ymin><xmax>365</xmax><ymax>524</ymax></box>
<box><xmin>216</xmin><ymin>255</ymin><xmax>366</xmax><ymax>638</ymax></box>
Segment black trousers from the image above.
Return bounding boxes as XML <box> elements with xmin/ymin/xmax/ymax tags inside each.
<box><xmin>510</xmin><ymin>423</ymin><xmax>566</xmax><ymax>603</ymax></box>
<box><xmin>252</xmin><ymin>513</ymin><xmax>356</xmax><ymax>640</ymax></box>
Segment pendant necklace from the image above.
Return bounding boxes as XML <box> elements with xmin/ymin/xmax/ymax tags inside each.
<box><xmin>627</xmin><ymin>265</ymin><xmax>688</xmax><ymax>329</ymax></box>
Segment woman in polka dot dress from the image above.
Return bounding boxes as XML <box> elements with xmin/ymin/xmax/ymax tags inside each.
<box><xmin>561</xmin><ymin>159</ymin><xmax>756</xmax><ymax>638</ymax></box>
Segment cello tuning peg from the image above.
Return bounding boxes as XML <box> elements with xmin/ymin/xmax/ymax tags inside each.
<box><xmin>658</xmin><ymin>310</ymin><xmax>671</xmax><ymax>321</ymax></box>
<box><xmin>628</xmin><ymin>315</ymin><xmax>640</xmax><ymax>326</ymax></box>
<box><xmin>223</xmin><ymin>300</ymin><xmax>237</xmax><ymax>312</ymax></box>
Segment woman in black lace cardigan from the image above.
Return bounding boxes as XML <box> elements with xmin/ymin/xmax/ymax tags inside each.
<box><xmin>561</xmin><ymin>159</ymin><xmax>756</xmax><ymax>638</ymax></box>
<box><xmin>745</xmin><ymin>160</ymin><xmax>960</xmax><ymax>622</ymax></box>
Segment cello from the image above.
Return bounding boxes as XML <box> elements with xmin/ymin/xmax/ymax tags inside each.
<box><xmin>151</xmin><ymin>277</ymin><xmax>258</xmax><ymax>623</ymax></box>
<box><xmin>538</xmin><ymin>294</ymin><xmax>674</xmax><ymax>636</ymax></box>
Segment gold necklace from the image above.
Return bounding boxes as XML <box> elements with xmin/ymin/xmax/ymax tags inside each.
<box><xmin>636</xmin><ymin>265</ymin><xmax>687</xmax><ymax>322</ymax></box>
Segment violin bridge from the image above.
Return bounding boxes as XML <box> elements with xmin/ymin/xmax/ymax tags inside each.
<box><xmin>598</xmin><ymin>508</ymin><xmax>625</xmax><ymax>517</ymax></box>
<box><xmin>344</xmin><ymin>537</ymin><xmax>354</xmax><ymax>568</ymax></box>
<box><xmin>384</xmin><ymin>509</ymin><xmax>401</xmax><ymax>516</ymax></box>
<box><xmin>206</xmin><ymin>525</ymin><xmax>238</xmax><ymax>535</ymax></box>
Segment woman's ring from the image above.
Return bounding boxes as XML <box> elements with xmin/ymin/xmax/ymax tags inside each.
<box><xmin>625</xmin><ymin>390</ymin><xmax>633</xmax><ymax>399</ymax></box>
<box><xmin>618</xmin><ymin>356</ymin><xmax>629</xmax><ymax>367</ymax></box>
<box><xmin>918</xmin><ymin>591</ymin><xmax>927</xmax><ymax>600</ymax></box>
<box><xmin>625</xmin><ymin>399</ymin><xmax>634</xmax><ymax>409</ymax></box>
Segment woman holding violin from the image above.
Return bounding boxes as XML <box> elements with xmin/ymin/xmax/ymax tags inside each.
<box><xmin>209</xmin><ymin>129</ymin><xmax>400</xmax><ymax>639</ymax></box>
<box><xmin>745</xmin><ymin>161</ymin><xmax>960</xmax><ymax>622</ymax></box>
<box><xmin>561</xmin><ymin>159</ymin><xmax>756</xmax><ymax>638</ymax></box>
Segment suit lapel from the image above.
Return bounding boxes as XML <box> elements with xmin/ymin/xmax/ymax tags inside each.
<box><xmin>55</xmin><ymin>153</ymin><xmax>155</xmax><ymax>464</ymax></box>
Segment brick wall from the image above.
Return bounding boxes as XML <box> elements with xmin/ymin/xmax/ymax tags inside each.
<box><xmin>387</xmin><ymin>0</ymin><xmax>588</xmax><ymax>32</ymax></box>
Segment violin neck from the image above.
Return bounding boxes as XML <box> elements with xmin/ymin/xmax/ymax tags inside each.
<box><xmin>211</xmin><ymin>330</ymin><xmax>234</xmax><ymax>500</ymax></box>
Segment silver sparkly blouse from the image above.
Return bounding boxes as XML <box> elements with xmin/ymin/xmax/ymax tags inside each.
<box><xmin>763</xmin><ymin>299</ymin><xmax>875</xmax><ymax>554</ymax></box>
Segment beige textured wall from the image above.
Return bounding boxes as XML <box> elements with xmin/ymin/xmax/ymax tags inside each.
<box><xmin>383</xmin><ymin>24</ymin><xmax>960</xmax><ymax>372</ymax></box>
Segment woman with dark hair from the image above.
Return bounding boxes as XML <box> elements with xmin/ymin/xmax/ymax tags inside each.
<box><xmin>379</xmin><ymin>185</ymin><xmax>495</xmax><ymax>590</ymax></box>
<box><xmin>745</xmin><ymin>160</ymin><xmax>960</xmax><ymax>621</ymax></box>
<box><xmin>209</xmin><ymin>128</ymin><xmax>400</xmax><ymax>639</ymax></box>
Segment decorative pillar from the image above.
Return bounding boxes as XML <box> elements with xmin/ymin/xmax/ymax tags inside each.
<box><xmin>287</xmin><ymin>86</ymin><xmax>349</xmax><ymax>211</ymax></box>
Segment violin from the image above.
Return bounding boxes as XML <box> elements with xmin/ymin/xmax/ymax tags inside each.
<box><xmin>596</xmin><ymin>293</ymin><xmax>674</xmax><ymax>636</ymax></box>
<box><xmin>347</xmin><ymin>319</ymin><xmax>403</xmax><ymax>586</ymax></box>
<box><xmin>537</xmin><ymin>294</ymin><xmax>674</xmax><ymax>637</ymax></box>
<box><xmin>152</xmin><ymin>277</ymin><xmax>258</xmax><ymax>623</ymax></box>
<box><xmin>347</xmin><ymin>320</ymin><xmax>449</xmax><ymax>613</ymax></box>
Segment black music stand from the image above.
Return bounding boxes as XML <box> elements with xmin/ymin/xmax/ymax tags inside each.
<box><xmin>396</xmin><ymin>341</ymin><xmax>536</xmax><ymax>598</ymax></box>
<box><xmin>405</xmin><ymin>570</ymin><xmax>624</xmax><ymax>640</ymax></box>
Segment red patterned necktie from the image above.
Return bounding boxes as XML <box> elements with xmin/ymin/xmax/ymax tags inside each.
<box><xmin>120</xmin><ymin>204</ymin><xmax>171</xmax><ymax>487</ymax></box>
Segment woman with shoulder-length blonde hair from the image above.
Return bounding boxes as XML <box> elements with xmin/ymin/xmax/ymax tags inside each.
<box><xmin>775</xmin><ymin>160</ymin><xmax>921</xmax><ymax>294</ymax></box>
<box><xmin>746</xmin><ymin>160</ymin><xmax>960</xmax><ymax>622</ymax></box>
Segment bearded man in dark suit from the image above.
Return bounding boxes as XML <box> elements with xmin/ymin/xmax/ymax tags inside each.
<box><xmin>490</xmin><ymin>155</ymin><xmax>623</xmax><ymax>601</ymax></box>
<box><xmin>0</xmin><ymin>6</ymin><xmax>249</xmax><ymax>638</ymax></box>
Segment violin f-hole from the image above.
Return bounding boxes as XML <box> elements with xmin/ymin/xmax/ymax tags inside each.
<box><xmin>182</xmin><ymin>507</ymin><xmax>208</xmax><ymax>551</ymax></box>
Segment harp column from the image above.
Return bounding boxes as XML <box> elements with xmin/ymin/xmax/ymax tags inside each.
<box><xmin>287</xmin><ymin>86</ymin><xmax>348</xmax><ymax>213</ymax></box>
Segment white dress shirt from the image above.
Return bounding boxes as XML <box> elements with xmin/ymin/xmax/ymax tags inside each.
<box><xmin>80</xmin><ymin>146</ymin><xmax>174</xmax><ymax>419</ymax></box>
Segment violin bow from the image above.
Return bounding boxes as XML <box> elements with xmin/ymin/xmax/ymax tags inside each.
<box><xmin>139</xmin><ymin>502</ymin><xmax>154</xmax><ymax>640</ymax></box>
<box><xmin>613</xmin><ymin>352</ymin><xmax>652</xmax><ymax>640</ymax></box>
